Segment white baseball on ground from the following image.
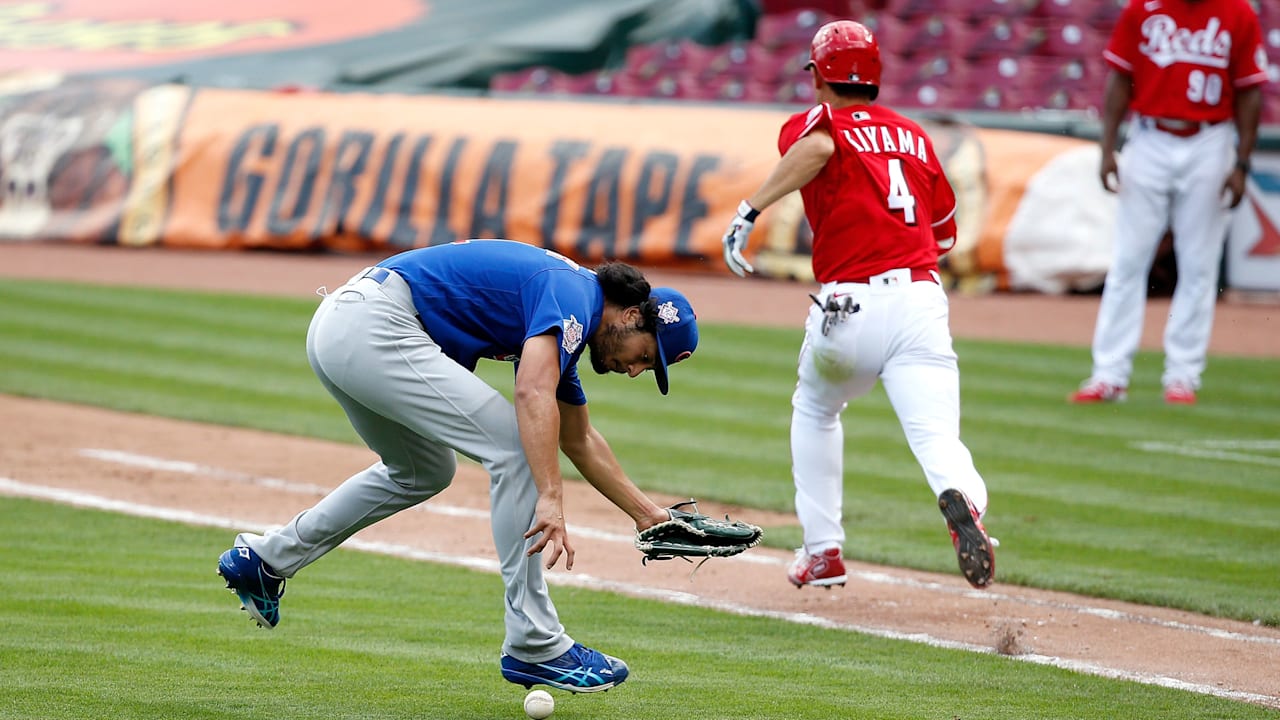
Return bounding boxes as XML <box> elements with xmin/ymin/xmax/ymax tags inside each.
<box><xmin>523</xmin><ymin>689</ymin><xmax>554</xmax><ymax>719</ymax></box>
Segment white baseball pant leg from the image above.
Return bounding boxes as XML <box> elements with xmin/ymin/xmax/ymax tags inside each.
<box><xmin>1165</xmin><ymin>123</ymin><xmax>1235</xmax><ymax>388</ymax></box>
<box><xmin>239</xmin><ymin>269</ymin><xmax>573</xmax><ymax>662</ymax></box>
<box><xmin>791</xmin><ymin>278</ymin><xmax>987</xmax><ymax>555</ymax></box>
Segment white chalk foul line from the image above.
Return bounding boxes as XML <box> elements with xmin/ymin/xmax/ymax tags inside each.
<box><xmin>76</xmin><ymin>448</ymin><xmax>1280</xmax><ymax>646</ymax></box>
<box><xmin>75</xmin><ymin>448</ymin><xmax>776</xmax><ymax>555</ymax></box>
<box><xmin>1</xmin><ymin>476</ymin><xmax>1276</xmax><ymax>710</ymax></box>
<box><xmin>1132</xmin><ymin>440</ymin><xmax>1280</xmax><ymax>468</ymax></box>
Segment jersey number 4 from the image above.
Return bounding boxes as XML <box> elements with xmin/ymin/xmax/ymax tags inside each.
<box><xmin>886</xmin><ymin>158</ymin><xmax>917</xmax><ymax>225</ymax></box>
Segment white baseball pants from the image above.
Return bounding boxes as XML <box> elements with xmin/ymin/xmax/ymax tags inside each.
<box><xmin>790</xmin><ymin>272</ymin><xmax>988</xmax><ymax>553</ymax></box>
<box><xmin>1090</xmin><ymin>120</ymin><xmax>1237</xmax><ymax>389</ymax></box>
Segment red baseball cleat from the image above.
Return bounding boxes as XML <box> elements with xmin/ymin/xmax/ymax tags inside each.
<box><xmin>938</xmin><ymin>489</ymin><xmax>995</xmax><ymax>589</ymax></box>
<box><xmin>1163</xmin><ymin>382</ymin><xmax>1197</xmax><ymax>405</ymax></box>
<box><xmin>1069</xmin><ymin>379</ymin><xmax>1127</xmax><ymax>404</ymax></box>
<box><xmin>787</xmin><ymin>547</ymin><xmax>847</xmax><ymax>588</ymax></box>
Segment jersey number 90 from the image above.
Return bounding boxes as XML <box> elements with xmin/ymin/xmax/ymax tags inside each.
<box><xmin>1186</xmin><ymin>69</ymin><xmax>1223</xmax><ymax>106</ymax></box>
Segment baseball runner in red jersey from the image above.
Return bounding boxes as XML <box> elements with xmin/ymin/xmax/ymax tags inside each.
<box><xmin>721</xmin><ymin>20</ymin><xmax>995</xmax><ymax>590</ymax></box>
<box><xmin>1072</xmin><ymin>0</ymin><xmax>1266</xmax><ymax>405</ymax></box>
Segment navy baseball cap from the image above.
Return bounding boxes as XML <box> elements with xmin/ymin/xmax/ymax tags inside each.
<box><xmin>650</xmin><ymin>287</ymin><xmax>698</xmax><ymax>395</ymax></box>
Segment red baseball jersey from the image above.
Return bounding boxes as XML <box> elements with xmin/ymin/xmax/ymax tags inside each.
<box><xmin>779</xmin><ymin>102</ymin><xmax>957</xmax><ymax>284</ymax></box>
<box><xmin>1103</xmin><ymin>0</ymin><xmax>1268</xmax><ymax>122</ymax></box>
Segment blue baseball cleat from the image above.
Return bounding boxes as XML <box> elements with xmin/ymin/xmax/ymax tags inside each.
<box><xmin>217</xmin><ymin>546</ymin><xmax>285</xmax><ymax>629</ymax></box>
<box><xmin>500</xmin><ymin>642</ymin><xmax>629</xmax><ymax>693</ymax></box>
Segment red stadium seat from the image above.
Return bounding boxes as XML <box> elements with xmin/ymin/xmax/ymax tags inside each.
<box><xmin>699</xmin><ymin>42</ymin><xmax>788</xmax><ymax>84</ymax></box>
<box><xmin>964</xmin><ymin>16</ymin><xmax>1045</xmax><ymax>59</ymax></box>
<box><xmin>1034</xmin><ymin>85</ymin><xmax>1100</xmax><ymax>112</ymax></box>
<box><xmin>624</xmin><ymin>40</ymin><xmax>715</xmax><ymax>81</ymax></box>
<box><xmin>489</xmin><ymin>67</ymin><xmax>570</xmax><ymax>94</ymax></box>
<box><xmin>897</xmin><ymin>13</ymin><xmax>975</xmax><ymax>57</ymax></box>
<box><xmin>953</xmin><ymin>0</ymin><xmax>1039</xmax><ymax>22</ymax></box>
<box><xmin>774</xmin><ymin>43</ymin><xmax>817</xmax><ymax>80</ymax></box>
<box><xmin>956</xmin><ymin>55</ymin><xmax>1039</xmax><ymax>94</ymax></box>
<box><xmin>1033</xmin><ymin>0</ymin><xmax>1105</xmax><ymax>22</ymax></box>
<box><xmin>1263</xmin><ymin>89</ymin><xmax>1280</xmax><ymax>126</ymax></box>
<box><xmin>880</xmin><ymin>80</ymin><xmax>961</xmax><ymax>111</ymax></box>
<box><xmin>1034</xmin><ymin>19</ymin><xmax>1107</xmax><ymax>58</ymax></box>
<box><xmin>879</xmin><ymin>0</ymin><xmax>943</xmax><ymax>21</ymax></box>
<box><xmin>859</xmin><ymin>12</ymin><xmax>909</xmax><ymax>56</ymax></box>
<box><xmin>757</xmin><ymin>8</ymin><xmax>839</xmax><ymax>49</ymax></box>
<box><xmin>704</xmin><ymin>76</ymin><xmax>780</xmax><ymax>103</ymax></box>
<box><xmin>1085</xmin><ymin>0</ymin><xmax>1126</xmax><ymax>30</ymax></box>
<box><xmin>760</xmin><ymin>0</ymin><xmax>867</xmax><ymax>16</ymax></box>
<box><xmin>774</xmin><ymin>77</ymin><xmax>819</xmax><ymax>105</ymax></box>
<box><xmin>900</xmin><ymin>50</ymin><xmax>959</xmax><ymax>84</ymax></box>
<box><xmin>964</xmin><ymin>83</ymin><xmax>1038</xmax><ymax>111</ymax></box>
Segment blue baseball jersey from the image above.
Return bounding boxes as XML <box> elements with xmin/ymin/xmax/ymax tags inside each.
<box><xmin>379</xmin><ymin>240</ymin><xmax>602</xmax><ymax>405</ymax></box>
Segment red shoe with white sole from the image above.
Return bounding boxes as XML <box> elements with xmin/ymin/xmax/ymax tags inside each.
<box><xmin>1163</xmin><ymin>382</ymin><xmax>1196</xmax><ymax>405</ymax></box>
<box><xmin>1069</xmin><ymin>379</ymin><xmax>1127</xmax><ymax>404</ymax></box>
<box><xmin>787</xmin><ymin>547</ymin><xmax>847</xmax><ymax>588</ymax></box>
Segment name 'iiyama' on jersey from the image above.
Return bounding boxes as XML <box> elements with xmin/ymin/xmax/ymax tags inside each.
<box><xmin>840</xmin><ymin>113</ymin><xmax>930</xmax><ymax>163</ymax></box>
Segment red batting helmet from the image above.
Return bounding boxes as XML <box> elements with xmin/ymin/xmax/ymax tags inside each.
<box><xmin>805</xmin><ymin>20</ymin><xmax>882</xmax><ymax>96</ymax></box>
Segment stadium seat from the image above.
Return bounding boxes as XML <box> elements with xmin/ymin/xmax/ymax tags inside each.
<box><xmin>879</xmin><ymin>0</ymin><xmax>943</xmax><ymax>21</ymax></box>
<box><xmin>965</xmin><ymin>83</ymin><xmax>1037</xmax><ymax>111</ymax></box>
<box><xmin>489</xmin><ymin>66</ymin><xmax>567</xmax><ymax>94</ymax></box>
<box><xmin>881</xmin><ymin>80</ymin><xmax>960</xmax><ymax>110</ymax></box>
<box><xmin>900</xmin><ymin>50</ymin><xmax>957</xmax><ymax>84</ymax></box>
<box><xmin>699</xmin><ymin>42</ymin><xmax>787</xmax><ymax>84</ymax></box>
<box><xmin>1263</xmin><ymin>90</ymin><xmax>1280</xmax><ymax>125</ymax></box>
<box><xmin>704</xmin><ymin>76</ymin><xmax>779</xmax><ymax>103</ymax></box>
<box><xmin>1084</xmin><ymin>0</ymin><xmax>1126</xmax><ymax>30</ymax></box>
<box><xmin>964</xmin><ymin>16</ymin><xmax>1044</xmax><ymax>59</ymax></box>
<box><xmin>1033</xmin><ymin>0</ymin><xmax>1105</xmax><ymax>22</ymax></box>
<box><xmin>858</xmin><ymin>12</ymin><xmax>909</xmax><ymax>56</ymax></box>
<box><xmin>957</xmin><ymin>55</ymin><xmax>1037</xmax><ymax>94</ymax></box>
<box><xmin>624</xmin><ymin>40</ymin><xmax>714</xmax><ymax>81</ymax></box>
<box><xmin>760</xmin><ymin>0</ymin><xmax>866</xmax><ymax>17</ymax></box>
<box><xmin>774</xmin><ymin>43</ymin><xmax>816</xmax><ymax>80</ymax></box>
<box><xmin>1034</xmin><ymin>85</ymin><xmax>1099</xmax><ymax>112</ymax></box>
<box><xmin>897</xmin><ymin>13</ymin><xmax>975</xmax><ymax>57</ymax></box>
<box><xmin>774</xmin><ymin>77</ymin><xmax>818</xmax><ymax>105</ymax></box>
<box><xmin>1034</xmin><ymin>19</ymin><xmax>1107</xmax><ymax>58</ymax></box>
<box><xmin>952</xmin><ymin>0</ymin><xmax>1039</xmax><ymax>22</ymax></box>
<box><xmin>757</xmin><ymin>8</ymin><xmax>839</xmax><ymax>49</ymax></box>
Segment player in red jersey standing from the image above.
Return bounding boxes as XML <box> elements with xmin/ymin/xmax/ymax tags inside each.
<box><xmin>720</xmin><ymin>20</ymin><xmax>995</xmax><ymax>590</ymax></box>
<box><xmin>1071</xmin><ymin>0</ymin><xmax>1266</xmax><ymax>405</ymax></box>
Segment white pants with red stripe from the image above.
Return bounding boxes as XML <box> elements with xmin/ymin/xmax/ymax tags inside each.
<box><xmin>790</xmin><ymin>274</ymin><xmax>988</xmax><ymax>554</ymax></box>
<box><xmin>1089</xmin><ymin>120</ymin><xmax>1238</xmax><ymax>390</ymax></box>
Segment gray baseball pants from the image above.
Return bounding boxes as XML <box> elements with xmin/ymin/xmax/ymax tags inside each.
<box><xmin>237</xmin><ymin>268</ymin><xmax>575</xmax><ymax>662</ymax></box>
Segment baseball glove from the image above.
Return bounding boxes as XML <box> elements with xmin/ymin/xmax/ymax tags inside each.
<box><xmin>635</xmin><ymin>500</ymin><xmax>763</xmax><ymax>565</ymax></box>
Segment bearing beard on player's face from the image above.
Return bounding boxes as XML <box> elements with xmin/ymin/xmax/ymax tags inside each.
<box><xmin>588</xmin><ymin>322</ymin><xmax>658</xmax><ymax>377</ymax></box>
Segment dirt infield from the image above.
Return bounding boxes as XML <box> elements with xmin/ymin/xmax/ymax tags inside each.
<box><xmin>2</xmin><ymin>243</ymin><xmax>1279</xmax><ymax>709</ymax></box>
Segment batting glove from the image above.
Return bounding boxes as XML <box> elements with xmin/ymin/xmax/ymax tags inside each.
<box><xmin>722</xmin><ymin>200</ymin><xmax>759</xmax><ymax>277</ymax></box>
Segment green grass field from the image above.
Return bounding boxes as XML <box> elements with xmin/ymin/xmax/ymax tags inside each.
<box><xmin>3</xmin><ymin>498</ymin><xmax>1276</xmax><ymax>720</ymax></box>
<box><xmin>1</xmin><ymin>277</ymin><xmax>1278</xmax><ymax>718</ymax></box>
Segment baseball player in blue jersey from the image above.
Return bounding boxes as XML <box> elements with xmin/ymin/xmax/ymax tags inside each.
<box><xmin>216</xmin><ymin>239</ymin><xmax>699</xmax><ymax>694</ymax></box>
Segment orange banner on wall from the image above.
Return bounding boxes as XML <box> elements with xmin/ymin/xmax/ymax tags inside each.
<box><xmin>164</xmin><ymin>90</ymin><xmax>785</xmax><ymax>269</ymax></box>
<box><xmin>1</xmin><ymin>78</ymin><xmax>1096</xmax><ymax>285</ymax></box>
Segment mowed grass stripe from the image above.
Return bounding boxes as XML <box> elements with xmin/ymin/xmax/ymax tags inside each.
<box><xmin>1</xmin><ymin>498</ymin><xmax>1274</xmax><ymax>720</ymax></box>
<box><xmin>0</xmin><ymin>277</ymin><xmax>1277</xmax><ymax>625</ymax></box>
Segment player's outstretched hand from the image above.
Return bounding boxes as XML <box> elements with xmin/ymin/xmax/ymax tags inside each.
<box><xmin>526</xmin><ymin>494</ymin><xmax>575</xmax><ymax>571</ymax></box>
<box><xmin>722</xmin><ymin>200</ymin><xmax>757</xmax><ymax>277</ymax></box>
